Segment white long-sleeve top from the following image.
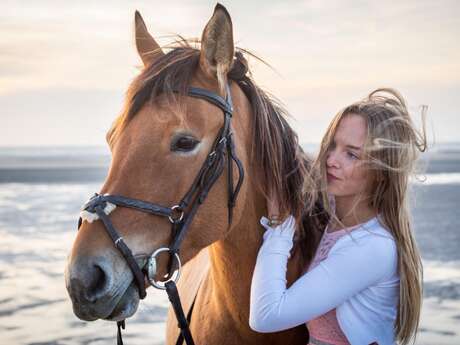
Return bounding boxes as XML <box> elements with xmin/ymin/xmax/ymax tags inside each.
<box><xmin>249</xmin><ymin>215</ymin><xmax>400</xmax><ymax>345</ymax></box>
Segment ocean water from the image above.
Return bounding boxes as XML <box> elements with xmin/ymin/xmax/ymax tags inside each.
<box><xmin>0</xmin><ymin>145</ymin><xmax>459</xmax><ymax>345</ymax></box>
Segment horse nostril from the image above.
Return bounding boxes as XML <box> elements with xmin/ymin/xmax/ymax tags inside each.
<box><xmin>84</xmin><ymin>264</ymin><xmax>109</xmax><ymax>303</ymax></box>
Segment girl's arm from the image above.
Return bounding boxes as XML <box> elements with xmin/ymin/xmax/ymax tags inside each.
<box><xmin>249</xmin><ymin>216</ymin><xmax>397</xmax><ymax>333</ymax></box>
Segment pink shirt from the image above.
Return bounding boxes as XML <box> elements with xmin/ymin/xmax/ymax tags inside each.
<box><xmin>306</xmin><ymin>225</ymin><xmax>355</xmax><ymax>345</ymax></box>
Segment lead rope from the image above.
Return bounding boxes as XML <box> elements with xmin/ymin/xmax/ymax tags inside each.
<box><xmin>116</xmin><ymin>286</ymin><xmax>194</xmax><ymax>345</ymax></box>
<box><xmin>117</xmin><ymin>320</ymin><xmax>125</xmax><ymax>345</ymax></box>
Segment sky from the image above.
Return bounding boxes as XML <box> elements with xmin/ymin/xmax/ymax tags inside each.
<box><xmin>1</xmin><ymin>0</ymin><xmax>459</xmax><ymax>147</ymax></box>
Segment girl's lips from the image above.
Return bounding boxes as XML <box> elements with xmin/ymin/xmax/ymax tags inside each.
<box><xmin>327</xmin><ymin>173</ymin><xmax>339</xmax><ymax>181</ymax></box>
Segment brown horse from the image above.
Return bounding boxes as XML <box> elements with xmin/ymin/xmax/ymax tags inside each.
<box><xmin>65</xmin><ymin>4</ymin><xmax>324</xmax><ymax>345</ymax></box>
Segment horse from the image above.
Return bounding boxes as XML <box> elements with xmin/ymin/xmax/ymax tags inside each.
<box><xmin>65</xmin><ymin>4</ymin><xmax>325</xmax><ymax>345</ymax></box>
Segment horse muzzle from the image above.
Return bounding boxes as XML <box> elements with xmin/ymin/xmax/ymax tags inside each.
<box><xmin>65</xmin><ymin>254</ymin><xmax>144</xmax><ymax>321</ymax></box>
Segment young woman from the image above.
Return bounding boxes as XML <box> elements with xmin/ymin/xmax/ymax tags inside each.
<box><xmin>249</xmin><ymin>88</ymin><xmax>426</xmax><ymax>345</ymax></box>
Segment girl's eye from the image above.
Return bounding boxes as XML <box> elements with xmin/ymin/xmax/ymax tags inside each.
<box><xmin>171</xmin><ymin>136</ymin><xmax>200</xmax><ymax>152</ymax></box>
<box><xmin>347</xmin><ymin>151</ymin><xmax>359</xmax><ymax>160</ymax></box>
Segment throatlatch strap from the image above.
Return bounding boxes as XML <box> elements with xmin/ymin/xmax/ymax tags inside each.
<box><xmin>166</xmin><ymin>281</ymin><xmax>195</xmax><ymax>345</ymax></box>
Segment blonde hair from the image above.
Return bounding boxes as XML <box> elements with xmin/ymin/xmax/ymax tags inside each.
<box><xmin>311</xmin><ymin>88</ymin><xmax>426</xmax><ymax>344</ymax></box>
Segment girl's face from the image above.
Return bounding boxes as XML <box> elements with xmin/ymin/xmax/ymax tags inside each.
<box><xmin>325</xmin><ymin>114</ymin><xmax>372</xmax><ymax>198</ymax></box>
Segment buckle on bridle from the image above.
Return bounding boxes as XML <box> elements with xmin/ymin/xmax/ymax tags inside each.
<box><xmin>208</xmin><ymin>151</ymin><xmax>217</xmax><ymax>165</ymax></box>
<box><xmin>168</xmin><ymin>205</ymin><xmax>184</xmax><ymax>224</ymax></box>
<box><xmin>146</xmin><ymin>247</ymin><xmax>181</xmax><ymax>290</ymax></box>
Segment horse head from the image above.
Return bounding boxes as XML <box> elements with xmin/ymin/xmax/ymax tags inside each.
<box><xmin>65</xmin><ymin>4</ymin><xmax>253</xmax><ymax>322</ymax></box>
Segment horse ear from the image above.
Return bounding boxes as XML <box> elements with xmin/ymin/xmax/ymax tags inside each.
<box><xmin>199</xmin><ymin>4</ymin><xmax>234</xmax><ymax>94</ymax></box>
<box><xmin>134</xmin><ymin>10</ymin><xmax>164</xmax><ymax>67</ymax></box>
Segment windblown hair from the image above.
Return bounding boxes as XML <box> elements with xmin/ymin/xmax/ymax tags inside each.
<box><xmin>108</xmin><ymin>39</ymin><xmax>326</xmax><ymax>267</ymax></box>
<box><xmin>312</xmin><ymin>88</ymin><xmax>426</xmax><ymax>344</ymax></box>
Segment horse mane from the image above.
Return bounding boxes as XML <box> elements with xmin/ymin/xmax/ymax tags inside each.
<box><xmin>108</xmin><ymin>38</ymin><xmax>328</xmax><ymax>266</ymax></box>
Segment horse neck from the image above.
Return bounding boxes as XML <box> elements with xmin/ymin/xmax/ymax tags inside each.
<box><xmin>204</xmin><ymin>82</ymin><xmax>305</xmax><ymax>325</ymax></box>
<box><xmin>207</xmin><ymin>175</ymin><xmax>265</xmax><ymax>324</ymax></box>
<box><xmin>205</xmin><ymin>82</ymin><xmax>265</xmax><ymax>314</ymax></box>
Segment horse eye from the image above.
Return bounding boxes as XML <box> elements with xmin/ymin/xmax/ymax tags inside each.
<box><xmin>171</xmin><ymin>136</ymin><xmax>200</xmax><ymax>152</ymax></box>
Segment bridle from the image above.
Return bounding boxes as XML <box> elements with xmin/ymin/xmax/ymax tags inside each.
<box><xmin>77</xmin><ymin>82</ymin><xmax>244</xmax><ymax>345</ymax></box>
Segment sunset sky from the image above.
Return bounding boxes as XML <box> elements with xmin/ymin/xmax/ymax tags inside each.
<box><xmin>1</xmin><ymin>0</ymin><xmax>459</xmax><ymax>146</ymax></box>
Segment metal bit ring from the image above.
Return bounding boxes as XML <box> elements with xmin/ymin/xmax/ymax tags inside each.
<box><xmin>146</xmin><ymin>247</ymin><xmax>181</xmax><ymax>290</ymax></box>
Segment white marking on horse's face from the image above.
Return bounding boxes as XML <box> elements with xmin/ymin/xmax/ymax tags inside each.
<box><xmin>80</xmin><ymin>201</ymin><xmax>116</xmax><ymax>224</ymax></box>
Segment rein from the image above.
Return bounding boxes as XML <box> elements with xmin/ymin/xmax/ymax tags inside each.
<box><xmin>77</xmin><ymin>83</ymin><xmax>244</xmax><ymax>345</ymax></box>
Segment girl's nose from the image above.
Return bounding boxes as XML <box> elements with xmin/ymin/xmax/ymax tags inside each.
<box><xmin>326</xmin><ymin>150</ymin><xmax>340</xmax><ymax>169</ymax></box>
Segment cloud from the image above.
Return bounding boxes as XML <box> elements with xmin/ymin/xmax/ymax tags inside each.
<box><xmin>0</xmin><ymin>0</ymin><xmax>459</xmax><ymax>144</ymax></box>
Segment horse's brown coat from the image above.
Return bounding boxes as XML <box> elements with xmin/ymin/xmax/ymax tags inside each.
<box><xmin>66</xmin><ymin>4</ymin><xmax>318</xmax><ymax>345</ymax></box>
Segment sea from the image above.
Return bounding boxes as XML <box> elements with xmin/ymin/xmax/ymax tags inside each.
<box><xmin>0</xmin><ymin>144</ymin><xmax>459</xmax><ymax>345</ymax></box>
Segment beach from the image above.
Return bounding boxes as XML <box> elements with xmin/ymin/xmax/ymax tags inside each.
<box><xmin>0</xmin><ymin>145</ymin><xmax>459</xmax><ymax>344</ymax></box>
